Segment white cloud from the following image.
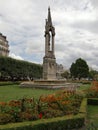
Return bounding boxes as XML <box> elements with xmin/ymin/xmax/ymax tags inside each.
<box><xmin>9</xmin><ymin>53</ymin><xmax>24</xmax><ymax>60</ymax></box>
<box><xmin>0</xmin><ymin>0</ymin><xmax>98</xmax><ymax>70</ymax></box>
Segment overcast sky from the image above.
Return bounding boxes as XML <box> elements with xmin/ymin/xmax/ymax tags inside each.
<box><xmin>0</xmin><ymin>0</ymin><xmax>98</xmax><ymax>70</ymax></box>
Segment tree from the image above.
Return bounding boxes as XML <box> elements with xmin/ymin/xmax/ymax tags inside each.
<box><xmin>89</xmin><ymin>70</ymin><xmax>98</xmax><ymax>80</ymax></box>
<box><xmin>61</xmin><ymin>70</ymin><xmax>70</xmax><ymax>80</ymax></box>
<box><xmin>70</xmin><ymin>58</ymin><xmax>89</xmax><ymax>80</ymax></box>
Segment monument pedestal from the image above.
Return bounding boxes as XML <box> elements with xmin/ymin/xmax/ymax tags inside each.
<box><xmin>43</xmin><ymin>57</ymin><xmax>57</xmax><ymax>80</ymax></box>
<box><xmin>20</xmin><ymin>79</ymin><xmax>73</xmax><ymax>89</ymax></box>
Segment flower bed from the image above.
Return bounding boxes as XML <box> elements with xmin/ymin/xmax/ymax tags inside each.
<box><xmin>86</xmin><ymin>81</ymin><xmax>98</xmax><ymax>98</ymax></box>
<box><xmin>0</xmin><ymin>89</ymin><xmax>83</xmax><ymax>125</ymax></box>
<box><xmin>0</xmin><ymin>98</ymin><xmax>87</xmax><ymax>130</ymax></box>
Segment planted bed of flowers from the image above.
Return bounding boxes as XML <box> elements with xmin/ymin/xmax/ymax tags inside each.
<box><xmin>0</xmin><ymin>89</ymin><xmax>83</xmax><ymax>124</ymax></box>
<box><xmin>86</xmin><ymin>81</ymin><xmax>98</xmax><ymax>98</ymax></box>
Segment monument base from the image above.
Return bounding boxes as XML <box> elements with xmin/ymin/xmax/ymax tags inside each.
<box><xmin>20</xmin><ymin>79</ymin><xmax>78</xmax><ymax>89</ymax></box>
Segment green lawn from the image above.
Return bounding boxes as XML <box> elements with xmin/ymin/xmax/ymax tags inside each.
<box><xmin>0</xmin><ymin>85</ymin><xmax>57</xmax><ymax>102</ymax></box>
<box><xmin>0</xmin><ymin>83</ymin><xmax>91</xmax><ymax>102</ymax></box>
<box><xmin>87</xmin><ymin>105</ymin><xmax>98</xmax><ymax>125</ymax></box>
<box><xmin>77</xmin><ymin>84</ymin><xmax>91</xmax><ymax>91</ymax></box>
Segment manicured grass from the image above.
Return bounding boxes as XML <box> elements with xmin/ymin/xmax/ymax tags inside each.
<box><xmin>0</xmin><ymin>83</ymin><xmax>91</xmax><ymax>102</ymax></box>
<box><xmin>87</xmin><ymin>105</ymin><xmax>98</xmax><ymax>125</ymax></box>
<box><xmin>0</xmin><ymin>85</ymin><xmax>57</xmax><ymax>102</ymax></box>
<box><xmin>77</xmin><ymin>84</ymin><xmax>91</xmax><ymax>91</ymax></box>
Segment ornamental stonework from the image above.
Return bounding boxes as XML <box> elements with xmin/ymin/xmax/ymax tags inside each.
<box><xmin>43</xmin><ymin>7</ymin><xmax>57</xmax><ymax>80</ymax></box>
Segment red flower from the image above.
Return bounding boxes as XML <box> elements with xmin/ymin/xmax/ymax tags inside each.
<box><xmin>39</xmin><ymin>113</ymin><xmax>43</xmax><ymax>119</ymax></box>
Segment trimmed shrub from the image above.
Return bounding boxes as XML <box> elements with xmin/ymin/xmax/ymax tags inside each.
<box><xmin>0</xmin><ymin>114</ymin><xmax>85</xmax><ymax>130</ymax></box>
<box><xmin>0</xmin><ymin>56</ymin><xmax>42</xmax><ymax>81</ymax></box>
<box><xmin>79</xmin><ymin>98</ymin><xmax>87</xmax><ymax>113</ymax></box>
<box><xmin>87</xmin><ymin>98</ymin><xmax>98</xmax><ymax>105</ymax></box>
<box><xmin>0</xmin><ymin>81</ymin><xmax>20</xmax><ymax>86</ymax></box>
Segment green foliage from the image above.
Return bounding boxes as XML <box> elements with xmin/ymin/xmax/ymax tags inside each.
<box><xmin>85</xmin><ymin>87</ymin><xmax>98</xmax><ymax>98</ymax></box>
<box><xmin>0</xmin><ymin>114</ymin><xmax>85</xmax><ymax>130</ymax></box>
<box><xmin>88</xmin><ymin>70</ymin><xmax>98</xmax><ymax>80</ymax></box>
<box><xmin>87</xmin><ymin>98</ymin><xmax>98</xmax><ymax>105</ymax></box>
<box><xmin>0</xmin><ymin>81</ymin><xmax>20</xmax><ymax>86</ymax></box>
<box><xmin>61</xmin><ymin>70</ymin><xmax>70</xmax><ymax>79</ymax></box>
<box><xmin>79</xmin><ymin>98</ymin><xmax>87</xmax><ymax>114</ymax></box>
<box><xmin>0</xmin><ymin>56</ymin><xmax>42</xmax><ymax>81</ymax></box>
<box><xmin>70</xmin><ymin>58</ymin><xmax>89</xmax><ymax>80</ymax></box>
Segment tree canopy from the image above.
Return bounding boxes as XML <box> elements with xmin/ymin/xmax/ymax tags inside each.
<box><xmin>0</xmin><ymin>56</ymin><xmax>42</xmax><ymax>81</ymax></box>
<box><xmin>61</xmin><ymin>70</ymin><xmax>70</xmax><ymax>79</ymax></box>
<box><xmin>70</xmin><ymin>58</ymin><xmax>89</xmax><ymax>80</ymax></box>
<box><xmin>89</xmin><ymin>69</ymin><xmax>98</xmax><ymax>80</ymax></box>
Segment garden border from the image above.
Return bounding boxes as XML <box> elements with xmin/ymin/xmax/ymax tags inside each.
<box><xmin>87</xmin><ymin>98</ymin><xmax>98</xmax><ymax>105</ymax></box>
<box><xmin>0</xmin><ymin>81</ymin><xmax>20</xmax><ymax>86</ymax></box>
<box><xmin>0</xmin><ymin>98</ymin><xmax>87</xmax><ymax>130</ymax></box>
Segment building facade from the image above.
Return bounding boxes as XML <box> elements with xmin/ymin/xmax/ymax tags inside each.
<box><xmin>0</xmin><ymin>33</ymin><xmax>9</xmax><ymax>56</ymax></box>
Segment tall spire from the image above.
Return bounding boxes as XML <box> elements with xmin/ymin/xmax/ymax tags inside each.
<box><xmin>48</xmin><ymin>6</ymin><xmax>52</xmax><ymax>26</ymax></box>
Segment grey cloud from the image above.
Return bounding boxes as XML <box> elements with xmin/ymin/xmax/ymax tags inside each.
<box><xmin>90</xmin><ymin>0</ymin><xmax>98</xmax><ymax>8</ymax></box>
<box><xmin>0</xmin><ymin>0</ymin><xmax>98</xmax><ymax>70</ymax></box>
<box><xmin>72</xmin><ymin>20</ymin><xmax>98</xmax><ymax>34</ymax></box>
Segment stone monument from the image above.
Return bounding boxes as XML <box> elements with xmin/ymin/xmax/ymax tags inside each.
<box><xmin>43</xmin><ymin>7</ymin><xmax>57</xmax><ymax>80</ymax></box>
<box><xmin>21</xmin><ymin>7</ymin><xmax>69</xmax><ymax>89</ymax></box>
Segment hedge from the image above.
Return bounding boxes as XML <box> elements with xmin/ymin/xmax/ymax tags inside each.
<box><xmin>79</xmin><ymin>98</ymin><xmax>87</xmax><ymax>114</ymax></box>
<box><xmin>87</xmin><ymin>98</ymin><xmax>98</xmax><ymax>105</ymax></box>
<box><xmin>0</xmin><ymin>81</ymin><xmax>20</xmax><ymax>86</ymax></box>
<box><xmin>0</xmin><ymin>114</ymin><xmax>85</xmax><ymax>130</ymax></box>
<box><xmin>0</xmin><ymin>98</ymin><xmax>87</xmax><ymax>130</ymax></box>
<box><xmin>0</xmin><ymin>56</ymin><xmax>42</xmax><ymax>81</ymax></box>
